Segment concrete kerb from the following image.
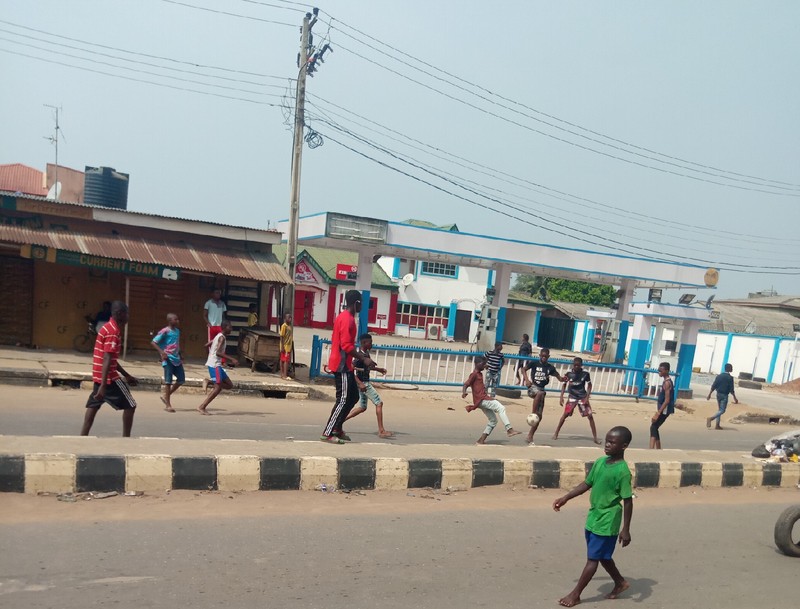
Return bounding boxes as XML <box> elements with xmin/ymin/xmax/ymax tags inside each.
<box><xmin>4</xmin><ymin>452</ymin><xmax>797</xmax><ymax>494</ymax></box>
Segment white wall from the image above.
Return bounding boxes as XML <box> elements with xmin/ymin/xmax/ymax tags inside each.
<box><xmin>333</xmin><ymin>284</ymin><xmax>393</xmax><ymax>331</ymax></box>
<box><xmin>503</xmin><ymin>307</ymin><xmax>537</xmax><ymax>345</ymax></box>
<box><xmin>398</xmin><ymin>262</ymin><xmax>488</xmax><ymax>306</ymax></box>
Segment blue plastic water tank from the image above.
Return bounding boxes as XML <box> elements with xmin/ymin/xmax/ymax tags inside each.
<box><xmin>83</xmin><ymin>166</ymin><xmax>129</xmax><ymax>210</ymax></box>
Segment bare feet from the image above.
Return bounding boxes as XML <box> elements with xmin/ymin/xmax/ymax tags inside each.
<box><xmin>475</xmin><ymin>439</ymin><xmax>487</xmax><ymax>445</ymax></box>
<box><xmin>378</xmin><ymin>430</ymin><xmax>395</xmax><ymax>438</ymax></box>
<box><xmin>507</xmin><ymin>429</ymin><xmax>522</xmax><ymax>437</ymax></box>
<box><xmin>164</xmin><ymin>406</ymin><xmax>175</xmax><ymax>413</ymax></box>
<box><xmin>594</xmin><ymin>438</ymin><xmax>602</xmax><ymax>445</ymax></box>
<box><xmin>558</xmin><ymin>594</ymin><xmax>581</xmax><ymax>607</ymax></box>
<box><xmin>196</xmin><ymin>407</ymin><xmax>210</xmax><ymax>415</ymax></box>
<box><xmin>552</xmin><ymin>434</ymin><xmax>559</xmax><ymax>440</ymax></box>
<box><xmin>606</xmin><ymin>580</ymin><xmax>630</xmax><ymax>599</ymax></box>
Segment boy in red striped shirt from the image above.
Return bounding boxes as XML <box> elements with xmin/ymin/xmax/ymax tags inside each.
<box><xmin>81</xmin><ymin>301</ymin><xmax>138</xmax><ymax>437</ymax></box>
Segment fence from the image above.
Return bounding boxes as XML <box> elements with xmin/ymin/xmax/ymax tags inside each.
<box><xmin>310</xmin><ymin>336</ymin><xmax>674</xmax><ymax>401</ymax></box>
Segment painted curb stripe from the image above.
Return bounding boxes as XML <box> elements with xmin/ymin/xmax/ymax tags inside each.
<box><xmin>680</xmin><ymin>462</ymin><xmax>703</xmax><ymax>487</ymax></box>
<box><xmin>762</xmin><ymin>463</ymin><xmax>781</xmax><ymax>487</ymax></box>
<box><xmin>532</xmin><ymin>461</ymin><xmax>560</xmax><ymax>489</ymax></box>
<box><xmin>76</xmin><ymin>456</ymin><xmax>126</xmax><ymax>492</ymax></box>
<box><xmin>722</xmin><ymin>463</ymin><xmax>744</xmax><ymax>487</ymax></box>
<box><xmin>0</xmin><ymin>455</ymin><xmax>25</xmax><ymax>493</ymax></box>
<box><xmin>338</xmin><ymin>458</ymin><xmax>376</xmax><ymax>490</ymax></box>
<box><xmin>472</xmin><ymin>459</ymin><xmax>504</xmax><ymax>487</ymax></box>
<box><xmin>635</xmin><ymin>463</ymin><xmax>660</xmax><ymax>488</ymax></box>
<box><xmin>260</xmin><ymin>457</ymin><xmax>301</xmax><ymax>491</ymax></box>
<box><xmin>408</xmin><ymin>459</ymin><xmax>442</xmax><ymax>489</ymax></box>
<box><xmin>173</xmin><ymin>457</ymin><xmax>217</xmax><ymax>491</ymax></box>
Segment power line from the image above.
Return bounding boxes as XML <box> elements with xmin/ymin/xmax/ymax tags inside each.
<box><xmin>0</xmin><ymin>38</ymin><xmax>282</xmax><ymax>98</ymax></box>
<box><xmin>0</xmin><ymin>19</ymin><xmax>287</xmax><ymax>79</ymax></box>
<box><xmin>315</xmin><ymin>129</ymin><xmax>799</xmax><ymax>275</ymax></box>
<box><xmin>159</xmin><ymin>0</ymin><xmax>297</xmax><ymax>27</ymax></box>
<box><xmin>308</xmin><ymin>94</ymin><xmax>800</xmax><ymax>247</ymax></box>
<box><xmin>329</xmin><ymin>40</ymin><xmax>800</xmax><ymax>198</ymax></box>
<box><xmin>322</xmin><ymin>13</ymin><xmax>800</xmax><ymax>190</ymax></box>
<box><xmin>0</xmin><ymin>48</ymin><xmax>283</xmax><ymax>106</ymax></box>
<box><xmin>0</xmin><ymin>28</ymin><xmax>289</xmax><ymax>88</ymax></box>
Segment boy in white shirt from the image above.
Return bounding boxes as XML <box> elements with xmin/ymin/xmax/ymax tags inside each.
<box><xmin>197</xmin><ymin>320</ymin><xmax>235</xmax><ymax>415</ymax></box>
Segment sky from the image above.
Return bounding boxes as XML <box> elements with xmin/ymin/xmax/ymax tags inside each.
<box><xmin>2</xmin><ymin>0</ymin><xmax>799</xmax><ymax>300</ymax></box>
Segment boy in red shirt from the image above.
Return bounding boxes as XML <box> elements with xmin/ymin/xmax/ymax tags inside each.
<box><xmin>462</xmin><ymin>356</ymin><xmax>521</xmax><ymax>444</ymax></box>
<box><xmin>80</xmin><ymin>301</ymin><xmax>138</xmax><ymax>437</ymax></box>
<box><xmin>321</xmin><ymin>290</ymin><xmax>375</xmax><ymax>444</ymax></box>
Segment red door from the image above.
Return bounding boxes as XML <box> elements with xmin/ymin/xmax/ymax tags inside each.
<box><xmin>294</xmin><ymin>291</ymin><xmax>314</xmax><ymax>327</ymax></box>
<box><xmin>368</xmin><ymin>297</ymin><xmax>378</xmax><ymax>324</ymax></box>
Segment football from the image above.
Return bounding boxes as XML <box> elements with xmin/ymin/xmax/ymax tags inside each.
<box><xmin>526</xmin><ymin>413</ymin><xmax>540</xmax><ymax>427</ymax></box>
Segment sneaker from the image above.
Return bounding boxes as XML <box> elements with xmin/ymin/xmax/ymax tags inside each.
<box><xmin>337</xmin><ymin>432</ymin><xmax>352</xmax><ymax>442</ymax></box>
<box><xmin>320</xmin><ymin>435</ymin><xmax>345</xmax><ymax>444</ymax></box>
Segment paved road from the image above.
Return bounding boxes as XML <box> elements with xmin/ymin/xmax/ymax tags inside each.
<box><xmin>0</xmin><ymin>488</ymin><xmax>796</xmax><ymax>609</ymax></box>
<box><xmin>0</xmin><ymin>385</ymin><xmax>789</xmax><ymax>452</ymax></box>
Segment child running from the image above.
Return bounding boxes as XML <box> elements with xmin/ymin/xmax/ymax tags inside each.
<box><xmin>345</xmin><ymin>333</ymin><xmax>394</xmax><ymax>438</ymax></box>
<box><xmin>483</xmin><ymin>342</ymin><xmax>505</xmax><ymax>398</ymax></box>
<box><xmin>553</xmin><ymin>357</ymin><xmax>601</xmax><ymax>444</ymax></box>
<box><xmin>522</xmin><ymin>347</ymin><xmax>567</xmax><ymax>446</ymax></box>
<box><xmin>151</xmin><ymin>313</ymin><xmax>184</xmax><ymax>413</ymax></box>
<box><xmin>553</xmin><ymin>426</ymin><xmax>633</xmax><ymax>607</ymax></box>
<box><xmin>650</xmin><ymin>362</ymin><xmax>675</xmax><ymax>449</ymax></box>
<box><xmin>197</xmin><ymin>320</ymin><xmax>235</xmax><ymax>415</ymax></box>
<box><xmin>462</xmin><ymin>356</ymin><xmax>521</xmax><ymax>444</ymax></box>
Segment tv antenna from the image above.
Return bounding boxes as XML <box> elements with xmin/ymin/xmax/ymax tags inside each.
<box><xmin>43</xmin><ymin>104</ymin><xmax>65</xmax><ymax>200</ymax></box>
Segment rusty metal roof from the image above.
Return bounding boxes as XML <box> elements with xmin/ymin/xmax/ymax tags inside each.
<box><xmin>0</xmin><ymin>165</ymin><xmax>47</xmax><ymax>196</ymax></box>
<box><xmin>0</xmin><ymin>224</ymin><xmax>292</xmax><ymax>285</ymax></box>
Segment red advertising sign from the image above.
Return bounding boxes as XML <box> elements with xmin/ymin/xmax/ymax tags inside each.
<box><xmin>294</xmin><ymin>259</ymin><xmax>317</xmax><ymax>283</ymax></box>
<box><xmin>335</xmin><ymin>263</ymin><xmax>358</xmax><ymax>281</ymax></box>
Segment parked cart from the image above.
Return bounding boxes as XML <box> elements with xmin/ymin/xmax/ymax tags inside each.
<box><xmin>237</xmin><ymin>327</ymin><xmax>281</xmax><ymax>372</ymax></box>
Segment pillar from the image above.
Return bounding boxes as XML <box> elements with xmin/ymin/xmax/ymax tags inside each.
<box><xmin>446</xmin><ymin>301</ymin><xmax>457</xmax><ymax>339</ymax></box>
<box><xmin>355</xmin><ymin>249</ymin><xmax>375</xmax><ymax>338</ymax></box>
<box><xmin>721</xmin><ymin>333</ymin><xmax>733</xmax><ymax>368</ymax></box>
<box><xmin>533</xmin><ymin>310</ymin><xmax>542</xmax><ymax>346</ymax></box>
<box><xmin>626</xmin><ymin>315</ymin><xmax>652</xmax><ymax>394</ymax></box>
<box><xmin>614</xmin><ymin>280</ymin><xmax>633</xmax><ymax>364</ymax></box>
<box><xmin>675</xmin><ymin>320</ymin><xmax>700</xmax><ymax>396</ymax></box>
<box><xmin>493</xmin><ymin>264</ymin><xmax>511</xmax><ymax>342</ymax></box>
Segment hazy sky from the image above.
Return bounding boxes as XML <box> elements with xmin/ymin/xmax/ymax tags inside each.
<box><xmin>2</xmin><ymin>0</ymin><xmax>799</xmax><ymax>299</ymax></box>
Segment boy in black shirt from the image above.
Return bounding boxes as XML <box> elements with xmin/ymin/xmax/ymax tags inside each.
<box><xmin>554</xmin><ymin>357</ymin><xmax>601</xmax><ymax>444</ymax></box>
<box><xmin>522</xmin><ymin>347</ymin><xmax>567</xmax><ymax>446</ymax></box>
<box><xmin>345</xmin><ymin>334</ymin><xmax>393</xmax><ymax>438</ymax></box>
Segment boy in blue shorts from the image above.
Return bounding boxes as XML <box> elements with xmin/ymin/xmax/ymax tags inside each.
<box><xmin>345</xmin><ymin>334</ymin><xmax>394</xmax><ymax>438</ymax></box>
<box><xmin>197</xmin><ymin>320</ymin><xmax>235</xmax><ymax>415</ymax></box>
<box><xmin>553</xmin><ymin>426</ymin><xmax>633</xmax><ymax>607</ymax></box>
<box><xmin>151</xmin><ymin>313</ymin><xmax>184</xmax><ymax>413</ymax></box>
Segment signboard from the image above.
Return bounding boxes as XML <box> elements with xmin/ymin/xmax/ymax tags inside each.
<box><xmin>709</xmin><ymin>310</ymin><xmax>721</xmax><ymax>319</ymax></box>
<box><xmin>294</xmin><ymin>259</ymin><xmax>317</xmax><ymax>283</ymax></box>
<box><xmin>377</xmin><ymin>314</ymin><xmax>387</xmax><ymax>321</ymax></box>
<box><xmin>335</xmin><ymin>263</ymin><xmax>358</xmax><ymax>281</ymax></box>
<box><xmin>23</xmin><ymin>245</ymin><xmax>180</xmax><ymax>280</ymax></box>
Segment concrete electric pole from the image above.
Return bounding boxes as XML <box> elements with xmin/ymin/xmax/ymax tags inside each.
<box><xmin>284</xmin><ymin>11</ymin><xmax>316</xmax><ymax>320</ymax></box>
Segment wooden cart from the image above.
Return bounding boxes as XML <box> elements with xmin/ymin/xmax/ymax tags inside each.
<box><xmin>237</xmin><ymin>327</ymin><xmax>281</xmax><ymax>372</ymax></box>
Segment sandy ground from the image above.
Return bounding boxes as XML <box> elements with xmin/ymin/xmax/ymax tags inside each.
<box><xmin>1</xmin><ymin>486</ymin><xmax>797</xmax><ymax>525</ymax></box>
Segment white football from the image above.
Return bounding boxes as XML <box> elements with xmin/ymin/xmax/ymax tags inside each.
<box><xmin>526</xmin><ymin>413</ymin><xmax>540</xmax><ymax>427</ymax></box>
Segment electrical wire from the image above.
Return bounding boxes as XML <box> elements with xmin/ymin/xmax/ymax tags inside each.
<box><xmin>322</xmin><ymin>13</ymin><xmax>800</xmax><ymax>190</ymax></box>
<box><xmin>309</xmin><ymin>117</ymin><xmax>800</xmax><ymax>272</ymax></box>
<box><xmin>308</xmin><ymin>94</ymin><xmax>800</xmax><ymax>247</ymax></box>
<box><xmin>329</xmin><ymin>40</ymin><xmax>800</xmax><ymax>198</ymax></box>
<box><xmin>159</xmin><ymin>0</ymin><xmax>297</xmax><ymax>27</ymax></box>
<box><xmin>0</xmin><ymin>48</ymin><xmax>283</xmax><ymax>106</ymax></box>
<box><xmin>0</xmin><ymin>19</ymin><xmax>287</xmax><ymax>80</ymax></box>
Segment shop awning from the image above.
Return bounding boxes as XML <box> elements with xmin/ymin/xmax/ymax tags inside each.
<box><xmin>0</xmin><ymin>224</ymin><xmax>292</xmax><ymax>284</ymax></box>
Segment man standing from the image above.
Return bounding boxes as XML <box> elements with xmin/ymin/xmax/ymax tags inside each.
<box><xmin>706</xmin><ymin>363</ymin><xmax>738</xmax><ymax>430</ymax></box>
<box><xmin>321</xmin><ymin>290</ymin><xmax>374</xmax><ymax>444</ymax></box>
<box><xmin>203</xmin><ymin>288</ymin><xmax>227</xmax><ymax>342</ymax></box>
<box><xmin>81</xmin><ymin>301</ymin><xmax>138</xmax><ymax>437</ymax></box>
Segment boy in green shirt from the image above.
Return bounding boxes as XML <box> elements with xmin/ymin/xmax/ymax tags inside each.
<box><xmin>553</xmin><ymin>426</ymin><xmax>633</xmax><ymax>607</ymax></box>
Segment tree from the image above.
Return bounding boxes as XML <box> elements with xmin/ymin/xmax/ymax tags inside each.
<box><xmin>512</xmin><ymin>274</ymin><xmax>616</xmax><ymax>307</ymax></box>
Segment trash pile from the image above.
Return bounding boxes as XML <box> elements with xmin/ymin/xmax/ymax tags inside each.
<box><xmin>751</xmin><ymin>429</ymin><xmax>800</xmax><ymax>461</ymax></box>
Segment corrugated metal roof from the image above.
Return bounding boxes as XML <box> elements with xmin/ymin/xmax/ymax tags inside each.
<box><xmin>0</xmin><ymin>224</ymin><xmax>291</xmax><ymax>284</ymax></box>
<box><xmin>0</xmin><ymin>165</ymin><xmax>47</xmax><ymax>196</ymax></box>
<box><xmin>273</xmin><ymin>244</ymin><xmax>395</xmax><ymax>288</ymax></box>
<box><xmin>402</xmin><ymin>219</ymin><xmax>459</xmax><ymax>232</ymax></box>
<box><xmin>0</xmin><ymin>190</ymin><xmax>281</xmax><ymax>235</ymax></box>
<box><xmin>716</xmin><ymin>296</ymin><xmax>800</xmax><ymax>310</ymax></box>
<box><xmin>700</xmin><ymin>302</ymin><xmax>799</xmax><ymax>336</ymax></box>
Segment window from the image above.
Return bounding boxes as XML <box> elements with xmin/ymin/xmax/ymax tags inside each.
<box><xmin>396</xmin><ymin>303</ymin><xmax>450</xmax><ymax>329</ymax></box>
<box><xmin>420</xmin><ymin>261</ymin><xmax>457</xmax><ymax>278</ymax></box>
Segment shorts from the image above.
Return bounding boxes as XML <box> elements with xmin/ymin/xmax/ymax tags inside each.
<box><xmin>280</xmin><ymin>351</ymin><xmax>291</xmax><ymax>363</ymax></box>
<box><xmin>585</xmin><ymin>529</ymin><xmax>617</xmax><ymax>561</ymax></box>
<box><xmin>208</xmin><ymin>325</ymin><xmax>222</xmax><ymax>342</ymax></box>
<box><xmin>85</xmin><ymin>379</ymin><xmax>137</xmax><ymax>410</ymax></box>
<box><xmin>208</xmin><ymin>366</ymin><xmax>229</xmax><ymax>384</ymax></box>
<box><xmin>565</xmin><ymin>398</ymin><xmax>592</xmax><ymax>417</ymax></box>
<box><xmin>163</xmin><ymin>361</ymin><xmax>185</xmax><ymax>385</ymax></box>
<box><xmin>527</xmin><ymin>384</ymin><xmax>546</xmax><ymax>401</ymax></box>
<box><xmin>358</xmin><ymin>382</ymin><xmax>382</xmax><ymax>409</ymax></box>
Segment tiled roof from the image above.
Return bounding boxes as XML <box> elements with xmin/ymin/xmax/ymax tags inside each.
<box><xmin>273</xmin><ymin>244</ymin><xmax>396</xmax><ymax>289</ymax></box>
<box><xmin>0</xmin><ymin>164</ymin><xmax>47</xmax><ymax>196</ymax></box>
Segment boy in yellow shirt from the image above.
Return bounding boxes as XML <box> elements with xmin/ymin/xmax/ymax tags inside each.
<box><xmin>279</xmin><ymin>313</ymin><xmax>293</xmax><ymax>379</ymax></box>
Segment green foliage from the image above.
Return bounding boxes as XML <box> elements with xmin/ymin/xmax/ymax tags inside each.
<box><xmin>512</xmin><ymin>274</ymin><xmax>616</xmax><ymax>307</ymax></box>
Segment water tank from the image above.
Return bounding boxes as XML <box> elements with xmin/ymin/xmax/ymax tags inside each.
<box><xmin>83</xmin><ymin>166</ymin><xmax>129</xmax><ymax>210</ymax></box>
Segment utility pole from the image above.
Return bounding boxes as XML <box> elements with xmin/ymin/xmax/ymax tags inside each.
<box><xmin>43</xmin><ymin>104</ymin><xmax>62</xmax><ymax>199</ymax></box>
<box><xmin>284</xmin><ymin>11</ymin><xmax>316</xmax><ymax>320</ymax></box>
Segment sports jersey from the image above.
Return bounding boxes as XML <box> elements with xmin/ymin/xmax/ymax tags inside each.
<box><xmin>152</xmin><ymin>326</ymin><xmax>182</xmax><ymax>366</ymax></box>
<box><xmin>92</xmin><ymin>318</ymin><xmax>122</xmax><ymax>384</ymax></box>
<box><xmin>565</xmin><ymin>369</ymin><xmax>591</xmax><ymax>399</ymax></box>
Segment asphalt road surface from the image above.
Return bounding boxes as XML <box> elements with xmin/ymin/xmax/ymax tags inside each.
<box><xmin>0</xmin><ymin>385</ymin><xmax>792</xmax><ymax>452</ymax></box>
<box><xmin>0</xmin><ymin>487</ymin><xmax>797</xmax><ymax>609</ymax></box>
